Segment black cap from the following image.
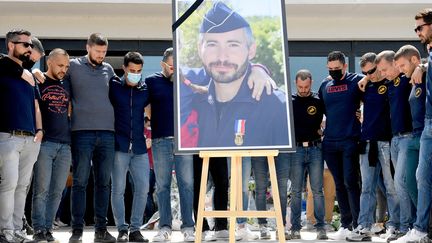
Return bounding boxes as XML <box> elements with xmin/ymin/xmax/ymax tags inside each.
<box><xmin>200</xmin><ymin>2</ymin><xmax>250</xmax><ymax>33</ymax></box>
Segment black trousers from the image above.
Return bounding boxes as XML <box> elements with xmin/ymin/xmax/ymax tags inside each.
<box><xmin>193</xmin><ymin>155</ymin><xmax>229</xmax><ymax>231</ymax></box>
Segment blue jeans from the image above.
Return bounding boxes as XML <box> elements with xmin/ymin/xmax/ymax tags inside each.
<box><xmin>391</xmin><ymin>134</ymin><xmax>417</xmax><ymax>233</ymax></box>
<box><xmin>252</xmin><ymin>153</ymin><xmax>290</xmax><ymax>225</ymax></box>
<box><xmin>235</xmin><ymin>157</ymin><xmax>252</xmax><ymax>225</ymax></box>
<box><xmin>71</xmin><ymin>131</ymin><xmax>115</xmax><ymax>230</ymax></box>
<box><xmin>323</xmin><ymin>139</ymin><xmax>361</xmax><ymax>229</ymax></box>
<box><xmin>31</xmin><ymin>141</ymin><xmax>71</xmax><ymax>232</ymax></box>
<box><xmin>0</xmin><ymin>133</ymin><xmax>40</xmax><ymax>231</ymax></box>
<box><xmin>357</xmin><ymin>141</ymin><xmax>399</xmax><ymax>229</ymax></box>
<box><xmin>152</xmin><ymin>137</ymin><xmax>194</xmax><ymax>230</ymax></box>
<box><xmin>414</xmin><ymin>118</ymin><xmax>432</xmax><ymax>233</ymax></box>
<box><xmin>111</xmin><ymin>151</ymin><xmax>149</xmax><ymax>232</ymax></box>
<box><xmin>290</xmin><ymin>145</ymin><xmax>325</xmax><ymax>231</ymax></box>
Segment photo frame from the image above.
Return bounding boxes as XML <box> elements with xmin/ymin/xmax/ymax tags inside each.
<box><xmin>173</xmin><ymin>0</ymin><xmax>295</xmax><ymax>153</ymax></box>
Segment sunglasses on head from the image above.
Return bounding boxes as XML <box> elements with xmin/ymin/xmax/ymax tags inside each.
<box><xmin>414</xmin><ymin>23</ymin><xmax>431</xmax><ymax>33</ymax></box>
<box><xmin>362</xmin><ymin>66</ymin><xmax>377</xmax><ymax>75</ymax></box>
<box><xmin>13</xmin><ymin>41</ymin><xmax>34</xmax><ymax>48</ymax></box>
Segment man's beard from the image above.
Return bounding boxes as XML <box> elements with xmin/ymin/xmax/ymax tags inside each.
<box><xmin>89</xmin><ymin>54</ymin><xmax>103</xmax><ymax>65</ymax></box>
<box><xmin>14</xmin><ymin>48</ymin><xmax>31</xmax><ymax>63</ymax></box>
<box><xmin>206</xmin><ymin>60</ymin><xmax>248</xmax><ymax>84</ymax></box>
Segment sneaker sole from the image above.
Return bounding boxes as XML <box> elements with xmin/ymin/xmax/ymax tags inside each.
<box><xmin>346</xmin><ymin>236</ymin><xmax>372</xmax><ymax>242</ymax></box>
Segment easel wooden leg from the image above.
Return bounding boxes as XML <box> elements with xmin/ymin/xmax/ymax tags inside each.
<box><xmin>236</xmin><ymin>156</ymin><xmax>243</xmax><ymax>216</ymax></box>
<box><xmin>229</xmin><ymin>155</ymin><xmax>239</xmax><ymax>243</ymax></box>
<box><xmin>195</xmin><ymin>157</ymin><xmax>210</xmax><ymax>243</ymax></box>
<box><xmin>268</xmin><ymin>155</ymin><xmax>286</xmax><ymax>243</ymax></box>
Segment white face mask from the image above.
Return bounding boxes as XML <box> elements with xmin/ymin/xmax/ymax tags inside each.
<box><xmin>127</xmin><ymin>72</ymin><xmax>141</xmax><ymax>84</ymax></box>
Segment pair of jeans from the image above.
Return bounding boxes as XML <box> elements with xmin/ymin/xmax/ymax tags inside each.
<box><xmin>31</xmin><ymin>141</ymin><xmax>71</xmax><ymax>232</ymax></box>
<box><xmin>414</xmin><ymin>118</ymin><xmax>432</xmax><ymax>233</ymax></box>
<box><xmin>111</xmin><ymin>151</ymin><xmax>149</xmax><ymax>232</ymax></box>
<box><xmin>391</xmin><ymin>134</ymin><xmax>418</xmax><ymax>233</ymax></box>
<box><xmin>306</xmin><ymin>168</ymin><xmax>336</xmax><ymax>224</ymax></box>
<box><xmin>322</xmin><ymin>138</ymin><xmax>361</xmax><ymax>229</ymax></box>
<box><xmin>290</xmin><ymin>145</ymin><xmax>325</xmax><ymax>231</ymax></box>
<box><xmin>70</xmin><ymin>131</ymin><xmax>115</xmax><ymax>231</ymax></box>
<box><xmin>252</xmin><ymin>153</ymin><xmax>290</xmax><ymax>226</ymax></box>
<box><xmin>228</xmin><ymin>156</ymin><xmax>251</xmax><ymax>225</ymax></box>
<box><xmin>0</xmin><ymin>133</ymin><xmax>40</xmax><ymax>231</ymax></box>
<box><xmin>152</xmin><ymin>137</ymin><xmax>194</xmax><ymax>230</ymax></box>
<box><xmin>193</xmin><ymin>155</ymin><xmax>228</xmax><ymax>231</ymax></box>
<box><xmin>357</xmin><ymin>141</ymin><xmax>400</xmax><ymax>229</ymax></box>
<box><xmin>144</xmin><ymin>169</ymin><xmax>156</xmax><ymax>222</ymax></box>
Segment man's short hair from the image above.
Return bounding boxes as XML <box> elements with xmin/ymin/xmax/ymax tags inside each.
<box><xmin>394</xmin><ymin>45</ymin><xmax>420</xmax><ymax>61</ymax></box>
<box><xmin>162</xmin><ymin>47</ymin><xmax>173</xmax><ymax>62</ymax></box>
<box><xmin>124</xmin><ymin>51</ymin><xmax>143</xmax><ymax>66</ymax></box>
<box><xmin>327</xmin><ymin>51</ymin><xmax>346</xmax><ymax>64</ymax></box>
<box><xmin>359</xmin><ymin>52</ymin><xmax>376</xmax><ymax>68</ymax></box>
<box><xmin>31</xmin><ymin>37</ymin><xmax>44</xmax><ymax>56</ymax></box>
<box><xmin>415</xmin><ymin>8</ymin><xmax>432</xmax><ymax>23</ymax></box>
<box><xmin>87</xmin><ymin>33</ymin><xmax>108</xmax><ymax>46</ymax></box>
<box><xmin>5</xmin><ymin>29</ymin><xmax>31</xmax><ymax>51</ymax></box>
<box><xmin>48</xmin><ymin>48</ymin><xmax>69</xmax><ymax>60</ymax></box>
<box><xmin>295</xmin><ymin>69</ymin><xmax>312</xmax><ymax>81</ymax></box>
<box><xmin>376</xmin><ymin>50</ymin><xmax>395</xmax><ymax>64</ymax></box>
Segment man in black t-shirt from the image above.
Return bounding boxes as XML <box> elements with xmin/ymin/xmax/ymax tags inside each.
<box><xmin>290</xmin><ymin>69</ymin><xmax>327</xmax><ymax>240</ymax></box>
<box><xmin>30</xmin><ymin>49</ymin><xmax>71</xmax><ymax>243</ymax></box>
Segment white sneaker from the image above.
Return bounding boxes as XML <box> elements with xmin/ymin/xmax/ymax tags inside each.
<box><xmin>259</xmin><ymin>225</ymin><xmax>271</xmax><ymax>239</ymax></box>
<box><xmin>14</xmin><ymin>229</ymin><xmax>34</xmax><ymax>242</ymax></box>
<box><xmin>371</xmin><ymin>223</ymin><xmax>385</xmax><ymax>234</ymax></box>
<box><xmin>236</xmin><ymin>226</ymin><xmax>258</xmax><ymax>240</ymax></box>
<box><xmin>2</xmin><ymin>230</ymin><xmax>20</xmax><ymax>242</ymax></box>
<box><xmin>380</xmin><ymin>226</ymin><xmax>396</xmax><ymax>239</ymax></box>
<box><xmin>390</xmin><ymin>229</ymin><xmax>427</xmax><ymax>243</ymax></box>
<box><xmin>328</xmin><ymin>227</ymin><xmax>351</xmax><ymax>240</ymax></box>
<box><xmin>182</xmin><ymin>229</ymin><xmax>195</xmax><ymax>242</ymax></box>
<box><xmin>203</xmin><ymin>230</ymin><xmax>216</xmax><ymax>241</ymax></box>
<box><xmin>215</xmin><ymin>230</ymin><xmax>229</xmax><ymax>240</ymax></box>
<box><xmin>152</xmin><ymin>227</ymin><xmax>171</xmax><ymax>242</ymax></box>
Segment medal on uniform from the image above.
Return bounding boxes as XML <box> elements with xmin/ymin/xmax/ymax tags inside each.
<box><xmin>234</xmin><ymin>119</ymin><xmax>246</xmax><ymax>146</ymax></box>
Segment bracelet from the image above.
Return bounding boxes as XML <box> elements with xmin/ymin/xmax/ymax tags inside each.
<box><xmin>35</xmin><ymin>128</ymin><xmax>45</xmax><ymax>135</ymax></box>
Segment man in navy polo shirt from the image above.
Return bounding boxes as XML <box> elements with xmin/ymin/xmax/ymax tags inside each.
<box><xmin>145</xmin><ymin>48</ymin><xmax>195</xmax><ymax>242</ymax></box>
<box><xmin>109</xmin><ymin>52</ymin><xmax>149</xmax><ymax>243</ymax></box>
<box><xmin>319</xmin><ymin>51</ymin><xmax>362</xmax><ymax>240</ymax></box>
<box><xmin>0</xmin><ymin>29</ymin><xmax>43</xmax><ymax>243</ymax></box>
<box><xmin>290</xmin><ymin>69</ymin><xmax>327</xmax><ymax>240</ymax></box>
<box><xmin>346</xmin><ymin>52</ymin><xmax>399</xmax><ymax>242</ymax></box>
<box><xmin>391</xmin><ymin>9</ymin><xmax>432</xmax><ymax>243</ymax></box>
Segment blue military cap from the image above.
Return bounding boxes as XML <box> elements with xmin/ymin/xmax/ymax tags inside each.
<box><xmin>200</xmin><ymin>2</ymin><xmax>250</xmax><ymax>33</ymax></box>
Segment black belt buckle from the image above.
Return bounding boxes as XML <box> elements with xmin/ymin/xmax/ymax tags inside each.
<box><xmin>10</xmin><ymin>130</ymin><xmax>33</xmax><ymax>137</ymax></box>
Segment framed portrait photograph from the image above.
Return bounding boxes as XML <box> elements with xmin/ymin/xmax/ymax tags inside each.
<box><xmin>173</xmin><ymin>0</ymin><xmax>295</xmax><ymax>153</ymax></box>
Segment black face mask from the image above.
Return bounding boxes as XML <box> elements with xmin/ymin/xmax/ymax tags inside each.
<box><xmin>22</xmin><ymin>60</ymin><xmax>36</xmax><ymax>70</ymax></box>
<box><xmin>329</xmin><ymin>69</ymin><xmax>343</xmax><ymax>81</ymax></box>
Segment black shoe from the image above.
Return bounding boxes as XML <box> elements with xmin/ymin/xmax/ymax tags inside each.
<box><xmin>45</xmin><ymin>231</ymin><xmax>58</xmax><ymax>243</ymax></box>
<box><xmin>387</xmin><ymin>232</ymin><xmax>406</xmax><ymax>243</ymax></box>
<box><xmin>291</xmin><ymin>230</ymin><xmax>301</xmax><ymax>240</ymax></box>
<box><xmin>117</xmin><ymin>230</ymin><xmax>128</xmax><ymax>242</ymax></box>
<box><xmin>94</xmin><ymin>229</ymin><xmax>116</xmax><ymax>243</ymax></box>
<box><xmin>129</xmin><ymin>231</ymin><xmax>148</xmax><ymax>242</ymax></box>
<box><xmin>23</xmin><ymin>218</ymin><xmax>35</xmax><ymax>236</ymax></box>
<box><xmin>69</xmin><ymin>229</ymin><xmax>83</xmax><ymax>243</ymax></box>
<box><xmin>33</xmin><ymin>231</ymin><xmax>47</xmax><ymax>243</ymax></box>
<box><xmin>317</xmin><ymin>229</ymin><xmax>328</xmax><ymax>240</ymax></box>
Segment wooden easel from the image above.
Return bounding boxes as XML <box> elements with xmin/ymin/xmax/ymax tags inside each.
<box><xmin>195</xmin><ymin>150</ymin><xmax>286</xmax><ymax>243</ymax></box>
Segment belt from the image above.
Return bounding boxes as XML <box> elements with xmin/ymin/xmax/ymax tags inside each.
<box><xmin>394</xmin><ymin>131</ymin><xmax>411</xmax><ymax>137</ymax></box>
<box><xmin>10</xmin><ymin>130</ymin><xmax>34</xmax><ymax>136</ymax></box>
<box><xmin>296</xmin><ymin>140</ymin><xmax>321</xmax><ymax>148</ymax></box>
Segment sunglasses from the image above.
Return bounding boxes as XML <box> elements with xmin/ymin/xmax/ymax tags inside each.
<box><xmin>414</xmin><ymin>23</ymin><xmax>431</xmax><ymax>33</ymax></box>
<box><xmin>13</xmin><ymin>41</ymin><xmax>34</xmax><ymax>48</ymax></box>
<box><xmin>362</xmin><ymin>66</ymin><xmax>377</xmax><ymax>75</ymax></box>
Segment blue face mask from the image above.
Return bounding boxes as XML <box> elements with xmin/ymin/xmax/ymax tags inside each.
<box><xmin>127</xmin><ymin>72</ymin><xmax>141</xmax><ymax>84</ymax></box>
